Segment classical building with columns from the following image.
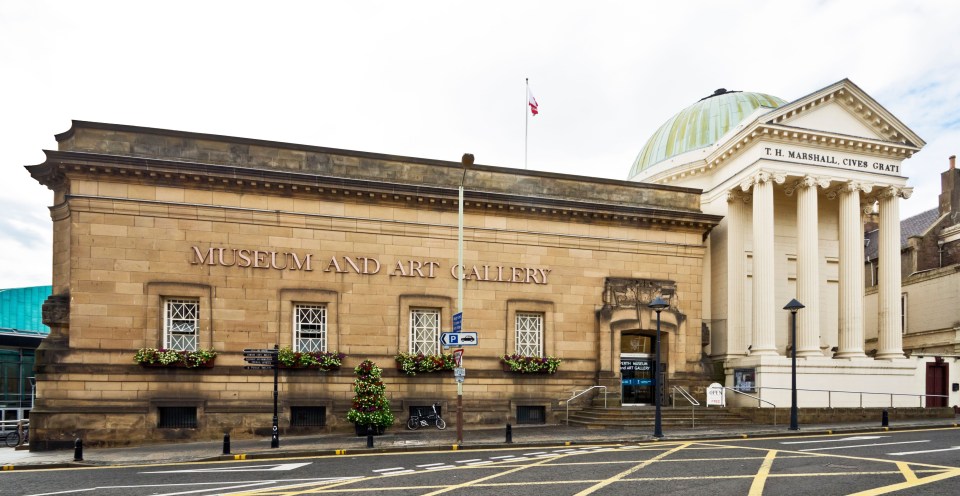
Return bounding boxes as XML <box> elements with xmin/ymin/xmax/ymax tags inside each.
<box><xmin>629</xmin><ymin>79</ymin><xmax>933</xmax><ymax>408</ymax></box>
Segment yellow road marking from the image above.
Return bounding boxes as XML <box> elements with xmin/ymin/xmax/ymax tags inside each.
<box><xmin>748</xmin><ymin>449</ymin><xmax>777</xmax><ymax>496</ymax></box>
<box><xmin>418</xmin><ymin>452</ymin><xmax>566</xmax><ymax>496</ymax></box>
<box><xmin>847</xmin><ymin>469</ymin><xmax>960</xmax><ymax>496</ymax></box>
<box><xmin>896</xmin><ymin>461</ymin><xmax>918</xmax><ymax>482</ymax></box>
<box><xmin>572</xmin><ymin>442</ymin><xmax>690</xmax><ymax>496</ymax></box>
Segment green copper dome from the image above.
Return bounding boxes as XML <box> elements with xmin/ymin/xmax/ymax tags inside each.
<box><xmin>629</xmin><ymin>89</ymin><xmax>787</xmax><ymax>178</ymax></box>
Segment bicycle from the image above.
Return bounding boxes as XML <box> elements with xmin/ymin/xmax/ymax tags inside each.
<box><xmin>406</xmin><ymin>403</ymin><xmax>446</xmax><ymax>430</ymax></box>
<box><xmin>4</xmin><ymin>424</ymin><xmax>28</xmax><ymax>448</ymax></box>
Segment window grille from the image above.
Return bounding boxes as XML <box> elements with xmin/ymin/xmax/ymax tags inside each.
<box><xmin>158</xmin><ymin>407</ymin><xmax>197</xmax><ymax>428</ymax></box>
<box><xmin>516</xmin><ymin>405</ymin><xmax>546</xmax><ymax>425</ymax></box>
<box><xmin>295</xmin><ymin>304</ymin><xmax>327</xmax><ymax>352</ymax></box>
<box><xmin>164</xmin><ymin>299</ymin><xmax>199</xmax><ymax>351</ymax></box>
<box><xmin>410</xmin><ymin>309</ymin><xmax>440</xmax><ymax>355</ymax></box>
<box><xmin>290</xmin><ymin>406</ymin><xmax>326</xmax><ymax>427</ymax></box>
<box><xmin>515</xmin><ymin>313</ymin><xmax>543</xmax><ymax>356</ymax></box>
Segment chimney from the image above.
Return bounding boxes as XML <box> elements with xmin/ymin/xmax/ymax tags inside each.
<box><xmin>941</xmin><ymin>154</ymin><xmax>960</xmax><ymax>216</ymax></box>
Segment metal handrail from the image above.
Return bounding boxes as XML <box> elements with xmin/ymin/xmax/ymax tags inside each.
<box><xmin>753</xmin><ymin>386</ymin><xmax>949</xmax><ymax>408</ymax></box>
<box><xmin>724</xmin><ymin>387</ymin><xmax>777</xmax><ymax>425</ymax></box>
<box><xmin>671</xmin><ymin>386</ymin><xmax>700</xmax><ymax>428</ymax></box>
<box><xmin>0</xmin><ymin>419</ymin><xmax>29</xmax><ymax>433</ymax></box>
<box><xmin>566</xmin><ymin>386</ymin><xmax>607</xmax><ymax>425</ymax></box>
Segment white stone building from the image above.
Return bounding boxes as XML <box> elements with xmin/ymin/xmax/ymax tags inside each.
<box><xmin>629</xmin><ymin>79</ymin><xmax>934</xmax><ymax>408</ymax></box>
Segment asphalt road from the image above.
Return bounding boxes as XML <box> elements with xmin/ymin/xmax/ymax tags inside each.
<box><xmin>5</xmin><ymin>428</ymin><xmax>960</xmax><ymax>495</ymax></box>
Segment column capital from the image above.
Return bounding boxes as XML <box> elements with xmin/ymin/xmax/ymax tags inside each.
<box><xmin>740</xmin><ymin>170</ymin><xmax>786</xmax><ymax>192</ymax></box>
<box><xmin>877</xmin><ymin>186</ymin><xmax>913</xmax><ymax>200</ymax></box>
<box><xmin>785</xmin><ymin>175</ymin><xmax>832</xmax><ymax>196</ymax></box>
<box><xmin>727</xmin><ymin>190</ymin><xmax>751</xmax><ymax>204</ymax></box>
<box><xmin>827</xmin><ymin>180</ymin><xmax>872</xmax><ymax>200</ymax></box>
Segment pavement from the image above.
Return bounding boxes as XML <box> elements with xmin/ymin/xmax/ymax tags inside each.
<box><xmin>2</xmin><ymin>417</ymin><xmax>959</xmax><ymax>470</ymax></box>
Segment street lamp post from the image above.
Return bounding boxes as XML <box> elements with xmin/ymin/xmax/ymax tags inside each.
<box><xmin>648</xmin><ymin>296</ymin><xmax>669</xmax><ymax>438</ymax></box>
<box><xmin>456</xmin><ymin>153</ymin><xmax>472</xmax><ymax>445</ymax></box>
<box><xmin>784</xmin><ymin>298</ymin><xmax>805</xmax><ymax>431</ymax></box>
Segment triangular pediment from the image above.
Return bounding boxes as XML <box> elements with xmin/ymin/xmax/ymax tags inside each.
<box><xmin>760</xmin><ymin>79</ymin><xmax>924</xmax><ymax>148</ymax></box>
<box><xmin>778</xmin><ymin>101</ymin><xmax>885</xmax><ymax>140</ymax></box>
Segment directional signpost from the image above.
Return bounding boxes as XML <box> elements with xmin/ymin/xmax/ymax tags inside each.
<box><xmin>243</xmin><ymin>347</ymin><xmax>280</xmax><ymax>448</ymax></box>
<box><xmin>440</xmin><ymin>331</ymin><xmax>478</xmax><ymax>347</ymax></box>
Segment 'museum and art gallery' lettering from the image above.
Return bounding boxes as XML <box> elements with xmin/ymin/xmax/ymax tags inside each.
<box><xmin>190</xmin><ymin>246</ymin><xmax>550</xmax><ymax>284</ymax></box>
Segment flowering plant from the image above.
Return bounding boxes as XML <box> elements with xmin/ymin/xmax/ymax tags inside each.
<box><xmin>500</xmin><ymin>354</ymin><xmax>561</xmax><ymax>374</ymax></box>
<box><xmin>394</xmin><ymin>352</ymin><xmax>456</xmax><ymax>375</ymax></box>
<box><xmin>134</xmin><ymin>348</ymin><xmax>218</xmax><ymax>368</ymax></box>
<box><xmin>346</xmin><ymin>360</ymin><xmax>395</xmax><ymax>428</ymax></box>
<box><xmin>277</xmin><ymin>347</ymin><xmax>345</xmax><ymax>370</ymax></box>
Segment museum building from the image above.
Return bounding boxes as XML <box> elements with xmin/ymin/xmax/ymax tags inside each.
<box><xmin>26</xmin><ymin>120</ymin><xmax>720</xmax><ymax>447</ymax></box>
<box><xmin>26</xmin><ymin>78</ymin><xmax>951</xmax><ymax>448</ymax></box>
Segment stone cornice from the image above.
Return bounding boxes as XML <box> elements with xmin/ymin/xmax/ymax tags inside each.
<box><xmin>29</xmin><ymin>150</ymin><xmax>723</xmax><ymax>231</ymax></box>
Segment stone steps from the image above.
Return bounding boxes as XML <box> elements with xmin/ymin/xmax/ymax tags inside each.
<box><xmin>566</xmin><ymin>406</ymin><xmax>753</xmax><ymax>429</ymax></box>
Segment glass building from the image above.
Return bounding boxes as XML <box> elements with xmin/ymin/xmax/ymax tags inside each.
<box><xmin>0</xmin><ymin>285</ymin><xmax>51</xmax><ymax>423</ymax></box>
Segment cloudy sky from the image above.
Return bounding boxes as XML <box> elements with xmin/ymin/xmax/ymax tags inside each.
<box><xmin>2</xmin><ymin>1</ymin><xmax>959</xmax><ymax>288</ymax></box>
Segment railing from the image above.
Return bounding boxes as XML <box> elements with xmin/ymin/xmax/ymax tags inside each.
<box><xmin>566</xmin><ymin>386</ymin><xmax>607</xmax><ymax>425</ymax></box>
<box><xmin>671</xmin><ymin>386</ymin><xmax>700</xmax><ymax>428</ymax></box>
<box><xmin>724</xmin><ymin>387</ymin><xmax>777</xmax><ymax>425</ymax></box>
<box><xmin>0</xmin><ymin>419</ymin><xmax>28</xmax><ymax>433</ymax></box>
<box><xmin>752</xmin><ymin>386</ymin><xmax>949</xmax><ymax>409</ymax></box>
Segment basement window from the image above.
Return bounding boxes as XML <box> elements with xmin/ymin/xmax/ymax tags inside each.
<box><xmin>158</xmin><ymin>407</ymin><xmax>198</xmax><ymax>429</ymax></box>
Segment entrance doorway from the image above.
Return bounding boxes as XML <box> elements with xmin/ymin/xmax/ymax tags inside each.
<box><xmin>620</xmin><ymin>333</ymin><xmax>656</xmax><ymax>405</ymax></box>
<box><xmin>926</xmin><ymin>361</ymin><xmax>949</xmax><ymax>407</ymax></box>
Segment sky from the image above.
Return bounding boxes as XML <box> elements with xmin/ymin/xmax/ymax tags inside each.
<box><xmin>2</xmin><ymin>1</ymin><xmax>959</xmax><ymax>289</ymax></box>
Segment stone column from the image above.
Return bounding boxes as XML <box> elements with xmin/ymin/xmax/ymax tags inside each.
<box><xmin>726</xmin><ymin>191</ymin><xmax>750</xmax><ymax>356</ymax></box>
<box><xmin>742</xmin><ymin>171</ymin><xmax>781</xmax><ymax>356</ymax></box>
<box><xmin>836</xmin><ymin>181</ymin><xmax>869</xmax><ymax>358</ymax></box>
<box><xmin>793</xmin><ymin>176</ymin><xmax>826</xmax><ymax>357</ymax></box>
<box><xmin>876</xmin><ymin>186</ymin><xmax>912</xmax><ymax>359</ymax></box>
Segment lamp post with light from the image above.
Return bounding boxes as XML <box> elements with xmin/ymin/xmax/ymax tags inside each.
<box><xmin>648</xmin><ymin>296</ymin><xmax>669</xmax><ymax>438</ymax></box>
<box><xmin>455</xmin><ymin>153</ymin><xmax>472</xmax><ymax>445</ymax></box>
<box><xmin>784</xmin><ymin>298</ymin><xmax>805</xmax><ymax>431</ymax></box>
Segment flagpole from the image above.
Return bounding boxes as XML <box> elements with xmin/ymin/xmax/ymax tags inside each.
<box><xmin>525</xmin><ymin>78</ymin><xmax>529</xmax><ymax>170</ymax></box>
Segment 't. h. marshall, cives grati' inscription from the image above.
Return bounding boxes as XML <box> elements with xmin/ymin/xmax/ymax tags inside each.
<box><xmin>189</xmin><ymin>246</ymin><xmax>551</xmax><ymax>284</ymax></box>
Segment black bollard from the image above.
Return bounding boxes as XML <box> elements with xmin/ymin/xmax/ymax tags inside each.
<box><xmin>73</xmin><ymin>438</ymin><xmax>83</xmax><ymax>461</ymax></box>
<box><xmin>366</xmin><ymin>426</ymin><xmax>374</xmax><ymax>448</ymax></box>
<box><xmin>506</xmin><ymin>423</ymin><xmax>513</xmax><ymax>444</ymax></box>
<box><xmin>882</xmin><ymin>409</ymin><xmax>889</xmax><ymax>427</ymax></box>
<box><xmin>223</xmin><ymin>433</ymin><xmax>231</xmax><ymax>455</ymax></box>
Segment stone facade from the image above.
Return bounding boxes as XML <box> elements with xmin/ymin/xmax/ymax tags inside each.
<box><xmin>26</xmin><ymin>121</ymin><xmax>719</xmax><ymax>448</ymax></box>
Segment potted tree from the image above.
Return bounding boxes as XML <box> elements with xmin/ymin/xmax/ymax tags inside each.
<box><xmin>346</xmin><ymin>360</ymin><xmax>395</xmax><ymax>435</ymax></box>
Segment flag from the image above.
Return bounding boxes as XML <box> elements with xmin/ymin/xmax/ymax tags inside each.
<box><xmin>528</xmin><ymin>88</ymin><xmax>539</xmax><ymax>116</ymax></box>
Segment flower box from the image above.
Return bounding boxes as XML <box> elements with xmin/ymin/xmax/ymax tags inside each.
<box><xmin>134</xmin><ymin>348</ymin><xmax>217</xmax><ymax>368</ymax></box>
<box><xmin>277</xmin><ymin>348</ymin><xmax>345</xmax><ymax>370</ymax></box>
<box><xmin>500</xmin><ymin>354</ymin><xmax>561</xmax><ymax>374</ymax></box>
<box><xmin>394</xmin><ymin>352</ymin><xmax>455</xmax><ymax>376</ymax></box>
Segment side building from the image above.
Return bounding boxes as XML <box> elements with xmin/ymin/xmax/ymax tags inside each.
<box><xmin>865</xmin><ymin>154</ymin><xmax>960</xmax><ymax>407</ymax></box>
<box><xmin>0</xmin><ymin>285</ymin><xmax>52</xmax><ymax>423</ymax></box>
<box><xmin>26</xmin><ymin>121</ymin><xmax>720</xmax><ymax>448</ymax></box>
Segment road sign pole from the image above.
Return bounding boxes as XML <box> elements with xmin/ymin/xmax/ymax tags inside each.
<box><xmin>457</xmin><ymin>380</ymin><xmax>463</xmax><ymax>445</ymax></box>
<box><xmin>271</xmin><ymin>344</ymin><xmax>279</xmax><ymax>448</ymax></box>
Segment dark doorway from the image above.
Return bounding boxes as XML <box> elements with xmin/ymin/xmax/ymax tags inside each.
<box><xmin>926</xmin><ymin>361</ymin><xmax>949</xmax><ymax>407</ymax></box>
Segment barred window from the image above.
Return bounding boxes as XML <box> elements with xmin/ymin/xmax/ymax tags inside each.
<box><xmin>164</xmin><ymin>299</ymin><xmax>199</xmax><ymax>351</ymax></box>
<box><xmin>410</xmin><ymin>309</ymin><xmax>440</xmax><ymax>355</ymax></box>
<box><xmin>295</xmin><ymin>304</ymin><xmax>327</xmax><ymax>352</ymax></box>
<box><xmin>515</xmin><ymin>312</ymin><xmax>543</xmax><ymax>356</ymax></box>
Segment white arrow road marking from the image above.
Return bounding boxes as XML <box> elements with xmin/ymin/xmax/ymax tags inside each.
<box><xmin>799</xmin><ymin>440</ymin><xmax>929</xmax><ymax>452</ymax></box>
<box><xmin>142</xmin><ymin>462</ymin><xmax>312</xmax><ymax>473</ymax></box>
<box><xmin>781</xmin><ymin>435</ymin><xmax>888</xmax><ymax>445</ymax></box>
<box><xmin>889</xmin><ymin>446</ymin><xmax>960</xmax><ymax>456</ymax></box>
